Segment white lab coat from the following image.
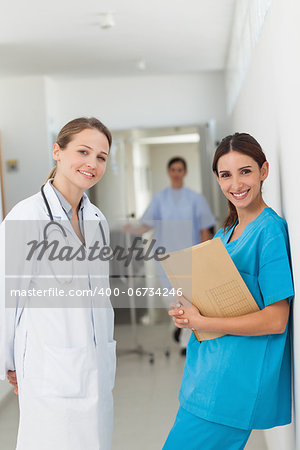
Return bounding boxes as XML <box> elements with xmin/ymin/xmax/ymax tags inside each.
<box><xmin>0</xmin><ymin>180</ymin><xmax>116</xmax><ymax>450</ymax></box>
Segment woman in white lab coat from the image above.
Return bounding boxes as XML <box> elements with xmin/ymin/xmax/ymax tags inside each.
<box><xmin>0</xmin><ymin>117</ymin><xmax>116</xmax><ymax>450</ymax></box>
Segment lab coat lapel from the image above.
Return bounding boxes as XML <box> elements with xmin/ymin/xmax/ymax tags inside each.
<box><xmin>42</xmin><ymin>180</ymin><xmax>104</xmax><ymax>248</ymax></box>
<box><xmin>42</xmin><ymin>180</ymin><xmax>64</xmax><ymax>219</ymax></box>
<box><xmin>82</xmin><ymin>198</ymin><xmax>103</xmax><ymax>249</ymax></box>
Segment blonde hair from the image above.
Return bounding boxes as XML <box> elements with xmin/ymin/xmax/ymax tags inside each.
<box><xmin>45</xmin><ymin>167</ymin><xmax>57</xmax><ymax>183</ymax></box>
<box><xmin>45</xmin><ymin>117</ymin><xmax>112</xmax><ymax>183</ymax></box>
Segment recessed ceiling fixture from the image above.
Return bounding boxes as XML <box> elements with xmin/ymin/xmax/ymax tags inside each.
<box><xmin>136</xmin><ymin>58</ymin><xmax>146</xmax><ymax>71</ymax></box>
<box><xmin>136</xmin><ymin>133</ymin><xmax>200</xmax><ymax>145</ymax></box>
<box><xmin>99</xmin><ymin>12</ymin><xmax>115</xmax><ymax>29</ymax></box>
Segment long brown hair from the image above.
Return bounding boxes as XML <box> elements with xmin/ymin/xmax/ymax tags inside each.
<box><xmin>45</xmin><ymin>117</ymin><xmax>112</xmax><ymax>182</ymax></box>
<box><xmin>212</xmin><ymin>132</ymin><xmax>267</xmax><ymax>231</ymax></box>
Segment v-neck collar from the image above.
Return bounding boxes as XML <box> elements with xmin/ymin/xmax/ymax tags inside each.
<box><xmin>225</xmin><ymin>207</ymin><xmax>271</xmax><ymax>245</ymax></box>
<box><xmin>50</xmin><ymin>181</ymin><xmax>86</xmax><ymax>219</ymax></box>
<box><xmin>41</xmin><ymin>180</ymin><xmax>102</xmax><ymax>249</ymax></box>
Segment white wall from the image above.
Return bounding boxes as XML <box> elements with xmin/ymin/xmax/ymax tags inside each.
<box><xmin>51</xmin><ymin>73</ymin><xmax>228</xmax><ymax>135</ymax></box>
<box><xmin>0</xmin><ymin>177</ymin><xmax>3</xmax><ymax>221</ymax></box>
<box><xmin>0</xmin><ymin>76</ymin><xmax>50</xmax><ymax>213</ymax></box>
<box><xmin>229</xmin><ymin>0</ymin><xmax>300</xmax><ymax>448</ymax></box>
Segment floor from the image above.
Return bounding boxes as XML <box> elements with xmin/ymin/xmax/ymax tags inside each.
<box><xmin>0</xmin><ymin>323</ymin><xmax>268</xmax><ymax>450</ymax></box>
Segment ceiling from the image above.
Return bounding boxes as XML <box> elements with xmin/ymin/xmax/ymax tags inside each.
<box><xmin>0</xmin><ymin>0</ymin><xmax>236</xmax><ymax>77</ymax></box>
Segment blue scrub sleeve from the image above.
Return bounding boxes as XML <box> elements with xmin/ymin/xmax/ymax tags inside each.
<box><xmin>140</xmin><ymin>194</ymin><xmax>160</xmax><ymax>226</ymax></box>
<box><xmin>258</xmin><ymin>233</ymin><xmax>294</xmax><ymax>306</ymax></box>
<box><xmin>195</xmin><ymin>195</ymin><xmax>216</xmax><ymax>231</ymax></box>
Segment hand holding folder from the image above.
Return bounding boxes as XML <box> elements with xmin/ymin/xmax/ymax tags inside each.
<box><xmin>160</xmin><ymin>237</ymin><xmax>259</xmax><ymax>341</ymax></box>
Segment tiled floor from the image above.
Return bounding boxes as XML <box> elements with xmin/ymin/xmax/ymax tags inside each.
<box><xmin>0</xmin><ymin>324</ymin><xmax>267</xmax><ymax>450</ymax></box>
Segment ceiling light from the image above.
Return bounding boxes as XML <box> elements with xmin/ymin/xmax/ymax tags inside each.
<box><xmin>136</xmin><ymin>58</ymin><xmax>146</xmax><ymax>71</ymax></box>
<box><xmin>136</xmin><ymin>134</ymin><xmax>200</xmax><ymax>145</ymax></box>
<box><xmin>99</xmin><ymin>12</ymin><xmax>115</xmax><ymax>29</ymax></box>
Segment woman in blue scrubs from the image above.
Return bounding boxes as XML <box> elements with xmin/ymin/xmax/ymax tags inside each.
<box><xmin>164</xmin><ymin>133</ymin><xmax>294</xmax><ymax>449</ymax></box>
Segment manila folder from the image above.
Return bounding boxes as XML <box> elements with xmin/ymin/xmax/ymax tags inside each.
<box><xmin>160</xmin><ymin>237</ymin><xmax>259</xmax><ymax>341</ymax></box>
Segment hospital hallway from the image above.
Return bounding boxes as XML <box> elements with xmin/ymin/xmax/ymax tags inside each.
<box><xmin>0</xmin><ymin>323</ymin><xmax>267</xmax><ymax>450</ymax></box>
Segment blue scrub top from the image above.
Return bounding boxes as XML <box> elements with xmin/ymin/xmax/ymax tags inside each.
<box><xmin>179</xmin><ymin>207</ymin><xmax>294</xmax><ymax>430</ymax></box>
<box><xmin>140</xmin><ymin>187</ymin><xmax>216</xmax><ymax>252</ymax></box>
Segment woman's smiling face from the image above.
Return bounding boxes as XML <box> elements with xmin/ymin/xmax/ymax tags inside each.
<box><xmin>53</xmin><ymin>128</ymin><xmax>109</xmax><ymax>190</ymax></box>
<box><xmin>216</xmin><ymin>151</ymin><xmax>269</xmax><ymax>212</ymax></box>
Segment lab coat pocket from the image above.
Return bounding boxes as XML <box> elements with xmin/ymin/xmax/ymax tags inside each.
<box><xmin>107</xmin><ymin>340</ymin><xmax>117</xmax><ymax>391</ymax></box>
<box><xmin>42</xmin><ymin>344</ymin><xmax>88</xmax><ymax>398</ymax></box>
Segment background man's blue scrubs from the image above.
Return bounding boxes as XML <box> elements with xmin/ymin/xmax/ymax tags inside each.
<box><xmin>164</xmin><ymin>208</ymin><xmax>294</xmax><ymax>449</ymax></box>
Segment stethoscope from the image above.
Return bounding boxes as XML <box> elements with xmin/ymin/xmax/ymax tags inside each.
<box><xmin>40</xmin><ymin>184</ymin><xmax>107</xmax><ymax>284</ymax></box>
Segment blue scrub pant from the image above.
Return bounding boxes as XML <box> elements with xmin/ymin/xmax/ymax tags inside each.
<box><xmin>163</xmin><ymin>407</ymin><xmax>251</xmax><ymax>450</ymax></box>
